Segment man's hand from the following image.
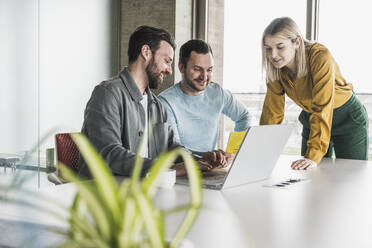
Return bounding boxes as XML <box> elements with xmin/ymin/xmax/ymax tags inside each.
<box><xmin>173</xmin><ymin>160</ymin><xmax>214</xmax><ymax>177</ymax></box>
<box><xmin>173</xmin><ymin>150</ymin><xmax>235</xmax><ymax>177</ymax></box>
<box><xmin>203</xmin><ymin>150</ymin><xmax>235</xmax><ymax>168</ymax></box>
<box><xmin>291</xmin><ymin>158</ymin><xmax>317</xmax><ymax>170</ymax></box>
<box><xmin>173</xmin><ymin>162</ymin><xmax>187</xmax><ymax>176</ymax></box>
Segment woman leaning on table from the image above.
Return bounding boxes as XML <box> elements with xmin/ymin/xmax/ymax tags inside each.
<box><xmin>259</xmin><ymin>17</ymin><xmax>369</xmax><ymax>170</ymax></box>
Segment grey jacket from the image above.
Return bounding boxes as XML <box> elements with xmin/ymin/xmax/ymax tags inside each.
<box><xmin>78</xmin><ymin>67</ymin><xmax>180</xmax><ymax>178</ymax></box>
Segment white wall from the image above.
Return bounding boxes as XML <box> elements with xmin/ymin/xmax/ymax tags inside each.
<box><xmin>39</xmin><ymin>0</ymin><xmax>118</xmax><ymax>149</ymax></box>
<box><xmin>0</xmin><ymin>0</ymin><xmax>118</xmax><ymax>154</ymax></box>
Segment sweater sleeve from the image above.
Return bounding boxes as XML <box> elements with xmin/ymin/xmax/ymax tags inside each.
<box><xmin>158</xmin><ymin>95</ymin><xmax>181</xmax><ymax>143</ymax></box>
<box><xmin>260</xmin><ymin>81</ymin><xmax>285</xmax><ymax>125</ymax></box>
<box><xmin>221</xmin><ymin>88</ymin><xmax>252</xmax><ymax>131</ymax></box>
<box><xmin>305</xmin><ymin>47</ymin><xmax>335</xmax><ymax>163</ymax></box>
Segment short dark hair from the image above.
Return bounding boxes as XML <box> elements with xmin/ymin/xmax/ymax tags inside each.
<box><xmin>179</xmin><ymin>39</ymin><xmax>213</xmax><ymax>68</ymax></box>
<box><xmin>127</xmin><ymin>25</ymin><xmax>175</xmax><ymax>63</ymax></box>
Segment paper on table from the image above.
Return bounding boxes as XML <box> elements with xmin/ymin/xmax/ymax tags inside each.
<box><xmin>225</xmin><ymin>131</ymin><xmax>247</xmax><ymax>154</ymax></box>
<box><xmin>263</xmin><ymin>178</ymin><xmax>311</xmax><ymax>189</ymax></box>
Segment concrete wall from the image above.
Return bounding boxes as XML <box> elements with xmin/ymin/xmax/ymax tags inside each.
<box><xmin>208</xmin><ymin>0</ymin><xmax>224</xmax><ymax>87</ymax></box>
<box><xmin>120</xmin><ymin>0</ymin><xmax>193</xmax><ymax>94</ymax></box>
<box><xmin>208</xmin><ymin>0</ymin><xmax>225</xmax><ymax>148</ymax></box>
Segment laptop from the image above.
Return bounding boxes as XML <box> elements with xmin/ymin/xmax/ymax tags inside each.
<box><xmin>176</xmin><ymin>124</ymin><xmax>295</xmax><ymax>190</ymax></box>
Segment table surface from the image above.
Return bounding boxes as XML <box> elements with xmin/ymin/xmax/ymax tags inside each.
<box><xmin>1</xmin><ymin>155</ymin><xmax>372</xmax><ymax>248</ymax></box>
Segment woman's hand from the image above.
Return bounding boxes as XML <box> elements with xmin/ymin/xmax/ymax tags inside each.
<box><xmin>291</xmin><ymin>158</ymin><xmax>317</xmax><ymax>170</ymax></box>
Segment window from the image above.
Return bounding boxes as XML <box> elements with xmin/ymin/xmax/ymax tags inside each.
<box><xmin>223</xmin><ymin>0</ymin><xmax>306</xmax><ymax>153</ymax></box>
<box><xmin>318</xmin><ymin>0</ymin><xmax>372</xmax><ymax>157</ymax></box>
<box><xmin>224</xmin><ymin>0</ymin><xmax>306</xmax><ymax>93</ymax></box>
<box><xmin>318</xmin><ymin>1</ymin><xmax>372</xmax><ymax>93</ymax></box>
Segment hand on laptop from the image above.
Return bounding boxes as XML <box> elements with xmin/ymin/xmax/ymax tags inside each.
<box><xmin>291</xmin><ymin>158</ymin><xmax>317</xmax><ymax>170</ymax></box>
<box><xmin>203</xmin><ymin>150</ymin><xmax>235</xmax><ymax>169</ymax></box>
<box><xmin>173</xmin><ymin>160</ymin><xmax>214</xmax><ymax>176</ymax></box>
<box><xmin>173</xmin><ymin>150</ymin><xmax>235</xmax><ymax>176</ymax></box>
<box><xmin>172</xmin><ymin>162</ymin><xmax>187</xmax><ymax>176</ymax></box>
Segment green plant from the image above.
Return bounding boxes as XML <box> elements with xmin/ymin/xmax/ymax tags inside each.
<box><xmin>58</xmin><ymin>133</ymin><xmax>202</xmax><ymax>248</ymax></box>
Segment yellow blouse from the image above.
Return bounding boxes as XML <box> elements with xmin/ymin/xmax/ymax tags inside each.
<box><xmin>260</xmin><ymin>43</ymin><xmax>353</xmax><ymax>163</ymax></box>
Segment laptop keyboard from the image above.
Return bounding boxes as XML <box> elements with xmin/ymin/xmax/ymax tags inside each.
<box><xmin>176</xmin><ymin>170</ymin><xmax>227</xmax><ymax>189</ymax></box>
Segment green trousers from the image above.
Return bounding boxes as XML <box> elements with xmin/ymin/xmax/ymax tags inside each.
<box><xmin>299</xmin><ymin>94</ymin><xmax>369</xmax><ymax>160</ymax></box>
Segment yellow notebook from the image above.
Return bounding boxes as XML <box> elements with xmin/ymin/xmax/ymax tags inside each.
<box><xmin>225</xmin><ymin>131</ymin><xmax>247</xmax><ymax>154</ymax></box>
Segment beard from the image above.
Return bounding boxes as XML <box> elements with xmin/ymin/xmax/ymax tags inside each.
<box><xmin>183</xmin><ymin>73</ymin><xmax>208</xmax><ymax>93</ymax></box>
<box><xmin>146</xmin><ymin>58</ymin><xmax>163</xmax><ymax>89</ymax></box>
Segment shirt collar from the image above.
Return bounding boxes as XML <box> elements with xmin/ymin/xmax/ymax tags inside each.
<box><xmin>119</xmin><ymin>67</ymin><xmax>155</xmax><ymax>103</ymax></box>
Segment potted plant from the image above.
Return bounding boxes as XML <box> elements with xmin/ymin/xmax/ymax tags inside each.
<box><xmin>56</xmin><ymin>133</ymin><xmax>202</xmax><ymax>248</ymax></box>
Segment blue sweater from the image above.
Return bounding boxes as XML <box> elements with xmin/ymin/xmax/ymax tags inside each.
<box><xmin>159</xmin><ymin>82</ymin><xmax>251</xmax><ymax>152</ymax></box>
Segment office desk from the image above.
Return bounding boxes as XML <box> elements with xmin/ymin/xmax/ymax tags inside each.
<box><xmin>223</xmin><ymin>156</ymin><xmax>372</xmax><ymax>248</ymax></box>
<box><xmin>0</xmin><ymin>155</ymin><xmax>371</xmax><ymax>248</ymax></box>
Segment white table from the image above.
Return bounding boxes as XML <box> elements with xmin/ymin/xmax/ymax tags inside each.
<box><xmin>1</xmin><ymin>155</ymin><xmax>372</xmax><ymax>248</ymax></box>
<box><xmin>222</xmin><ymin>156</ymin><xmax>372</xmax><ymax>248</ymax></box>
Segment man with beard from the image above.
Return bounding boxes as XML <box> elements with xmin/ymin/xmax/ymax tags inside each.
<box><xmin>78</xmin><ymin>26</ymin><xmax>230</xmax><ymax>178</ymax></box>
<box><xmin>159</xmin><ymin>39</ymin><xmax>252</xmax><ymax>153</ymax></box>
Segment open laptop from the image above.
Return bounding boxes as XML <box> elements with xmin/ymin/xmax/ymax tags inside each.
<box><xmin>176</xmin><ymin>124</ymin><xmax>295</xmax><ymax>190</ymax></box>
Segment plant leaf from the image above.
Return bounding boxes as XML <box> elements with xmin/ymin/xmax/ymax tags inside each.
<box><xmin>59</xmin><ymin>165</ymin><xmax>113</xmax><ymax>242</ymax></box>
<box><xmin>163</xmin><ymin>204</ymin><xmax>193</xmax><ymax>215</ymax></box>
<box><xmin>130</xmin><ymin>140</ymin><xmax>145</xmax><ymax>185</ymax></box>
<box><xmin>70</xmin><ymin>133</ymin><xmax>121</xmax><ymax>224</ymax></box>
<box><xmin>169</xmin><ymin>149</ymin><xmax>202</xmax><ymax>248</ymax></box>
<box><xmin>133</xmin><ymin>185</ymin><xmax>164</xmax><ymax>248</ymax></box>
<box><xmin>119</xmin><ymin>194</ymin><xmax>136</xmax><ymax>247</ymax></box>
<box><xmin>142</xmin><ymin>148</ymin><xmax>180</xmax><ymax>197</ymax></box>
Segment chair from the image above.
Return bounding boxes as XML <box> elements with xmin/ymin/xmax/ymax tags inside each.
<box><xmin>48</xmin><ymin>133</ymin><xmax>80</xmax><ymax>184</ymax></box>
<box><xmin>55</xmin><ymin>133</ymin><xmax>80</xmax><ymax>173</ymax></box>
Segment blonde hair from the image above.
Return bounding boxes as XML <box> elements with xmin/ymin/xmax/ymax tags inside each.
<box><xmin>262</xmin><ymin>17</ymin><xmax>311</xmax><ymax>83</ymax></box>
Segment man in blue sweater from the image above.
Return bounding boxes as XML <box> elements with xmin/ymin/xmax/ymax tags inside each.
<box><xmin>78</xmin><ymin>27</ymin><xmax>230</xmax><ymax>178</ymax></box>
<box><xmin>159</xmin><ymin>40</ymin><xmax>251</xmax><ymax>153</ymax></box>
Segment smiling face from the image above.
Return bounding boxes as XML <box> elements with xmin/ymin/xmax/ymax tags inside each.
<box><xmin>146</xmin><ymin>40</ymin><xmax>174</xmax><ymax>89</ymax></box>
<box><xmin>179</xmin><ymin>51</ymin><xmax>214</xmax><ymax>95</ymax></box>
<box><xmin>264</xmin><ymin>35</ymin><xmax>300</xmax><ymax>72</ymax></box>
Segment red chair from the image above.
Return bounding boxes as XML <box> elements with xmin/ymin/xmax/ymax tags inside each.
<box><xmin>55</xmin><ymin>133</ymin><xmax>80</xmax><ymax>180</ymax></box>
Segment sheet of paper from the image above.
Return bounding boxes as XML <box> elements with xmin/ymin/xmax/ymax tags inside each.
<box><xmin>263</xmin><ymin>178</ymin><xmax>311</xmax><ymax>189</ymax></box>
<box><xmin>225</xmin><ymin>131</ymin><xmax>247</xmax><ymax>154</ymax></box>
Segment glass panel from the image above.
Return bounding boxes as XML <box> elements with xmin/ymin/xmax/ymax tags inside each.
<box><xmin>39</xmin><ymin>0</ymin><xmax>120</xmax><ymax>151</ymax></box>
<box><xmin>0</xmin><ymin>0</ymin><xmax>39</xmax><ymax>157</ymax></box>
<box><xmin>0</xmin><ymin>0</ymin><xmax>119</xmax><ymax>188</ymax></box>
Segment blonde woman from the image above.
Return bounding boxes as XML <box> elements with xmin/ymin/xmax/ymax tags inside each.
<box><xmin>260</xmin><ymin>17</ymin><xmax>369</xmax><ymax>170</ymax></box>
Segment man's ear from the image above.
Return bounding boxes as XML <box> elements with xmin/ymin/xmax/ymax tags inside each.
<box><xmin>178</xmin><ymin>61</ymin><xmax>185</xmax><ymax>73</ymax></box>
<box><xmin>140</xmin><ymin>45</ymin><xmax>152</xmax><ymax>62</ymax></box>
